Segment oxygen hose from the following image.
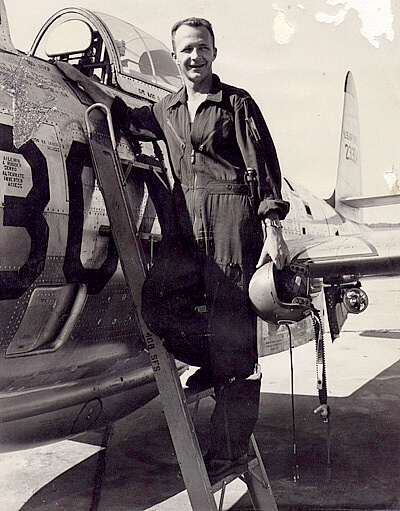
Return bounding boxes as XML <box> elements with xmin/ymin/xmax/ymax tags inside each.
<box><xmin>285</xmin><ymin>310</ymin><xmax>332</xmax><ymax>484</ymax></box>
<box><xmin>312</xmin><ymin>309</ymin><xmax>332</xmax><ymax>482</ymax></box>
<box><xmin>285</xmin><ymin>323</ymin><xmax>300</xmax><ymax>483</ymax></box>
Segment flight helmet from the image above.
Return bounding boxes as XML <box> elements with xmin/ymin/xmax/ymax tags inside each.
<box><xmin>249</xmin><ymin>262</ymin><xmax>314</xmax><ymax>324</ymax></box>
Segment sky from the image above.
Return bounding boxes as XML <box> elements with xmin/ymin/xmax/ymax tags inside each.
<box><xmin>3</xmin><ymin>0</ymin><xmax>400</xmax><ymax>222</ymax></box>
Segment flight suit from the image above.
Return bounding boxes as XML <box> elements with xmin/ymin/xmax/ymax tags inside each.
<box><xmin>111</xmin><ymin>74</ymin><xmax>289</xmax><ymax>460</ymax></box>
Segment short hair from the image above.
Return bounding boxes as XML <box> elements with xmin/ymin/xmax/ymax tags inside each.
<box><xmin>171</xmin><ymin>17</ymin><xmax>215</xmax><ymax>52</ymax></box>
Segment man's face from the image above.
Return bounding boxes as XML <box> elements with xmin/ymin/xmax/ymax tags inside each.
<box><xmin>172</xmin><ymin>24</ymin><xmax>217</xmax><ymax>85</ymax></box>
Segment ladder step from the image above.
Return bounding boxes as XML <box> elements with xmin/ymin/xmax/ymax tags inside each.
<box><xmin>210</xmin><ymin>457</ymin><xmax>257</xmax><ymax>491</ymax></box>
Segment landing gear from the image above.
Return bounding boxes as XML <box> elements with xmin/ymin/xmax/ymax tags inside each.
<box><xmin>324</xmin><ymin>281</ymin><xmax>369</xmax><ymax>341</ymax></box>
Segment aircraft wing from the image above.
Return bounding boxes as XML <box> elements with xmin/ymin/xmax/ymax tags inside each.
<box><xmin>289</xmin><ymin>229</ymin><xmax>400</xmax><ymax>282</ymax></box>
<box><xmin>285</xmin><ymin>230</ymin><xmax>400</xmax><ymax>340</ymax></box>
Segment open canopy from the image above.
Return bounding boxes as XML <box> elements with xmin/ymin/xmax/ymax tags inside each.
<box><xmin>31</xmin><ymin>8</ymin><xmax>181</xmax><ymax>98</ymax></box>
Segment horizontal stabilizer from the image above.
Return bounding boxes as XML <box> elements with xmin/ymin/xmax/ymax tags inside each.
<box><xmin>340</xmin><ymin>194</ymin><xmax>400</xmax><ymax>208</ymax></box>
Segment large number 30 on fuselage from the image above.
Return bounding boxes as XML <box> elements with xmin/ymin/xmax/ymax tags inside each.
<box><xmin>0</xmin><ymin>52</ymin><xmax>165</xmax><ymax>450</ymax></box>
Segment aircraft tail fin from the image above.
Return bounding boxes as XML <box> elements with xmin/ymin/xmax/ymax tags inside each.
<box><xmin>328</xmin><ymin>71</ymin><xmax>400</xmax><ymax>219</ymax></box>
<box><xmin>328</xmin><ymin>71</ymin><xmax>364</xmax><ymax>223</ymax></box>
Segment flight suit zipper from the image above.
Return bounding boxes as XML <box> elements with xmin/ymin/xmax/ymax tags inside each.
<box><xmin>166</xmin><ymin>118</ymin><xmax>185</xmax><ymax>149</ymax></box>
<box><xmin>166</xmin><ymin>116</ymin><xmax>198</xmax><ymax>229</ymax></box>
<box><xmin>190</xmin><ymin>114</ymin><xmax>199</xmax><ymax>238</ymax></box>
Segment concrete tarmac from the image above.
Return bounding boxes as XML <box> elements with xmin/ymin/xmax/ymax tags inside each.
<box><xmin>4</xmin><ymin>277</ymin><xmax>400</xmax><ymax>510</ymax></box>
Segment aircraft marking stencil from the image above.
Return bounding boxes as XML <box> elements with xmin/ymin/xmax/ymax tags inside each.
<box><xmin>0</xmin><ymin>149</ymin><xmax>32</xmax><ymax>203</ymax></box>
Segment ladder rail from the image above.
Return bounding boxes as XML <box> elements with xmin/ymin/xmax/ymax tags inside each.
<box><xmin>85</xmin><ymin>103</ymin><xmax>118</xmax><ymax>151</ymax></box>
<box><xmin>85</xmin><ymin>103</ymin><xmax>218</xmax><ymax>510</ymax></box>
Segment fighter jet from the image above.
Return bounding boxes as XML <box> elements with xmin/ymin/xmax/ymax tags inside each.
<box><xmin>0</xmin><ymin>0</ymin><xmax>398</xmax><ymax>451</ymax></box>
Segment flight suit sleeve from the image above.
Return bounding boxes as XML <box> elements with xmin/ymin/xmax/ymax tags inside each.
<box><xmin>235</xmin><ymin>97</ymin><xmax>290</xmax><ymax>220</ymax></box>
<box><xmin>111</xmin><ymin>96</ymin><xmax>165</xmax><ymax>142</ymax></box>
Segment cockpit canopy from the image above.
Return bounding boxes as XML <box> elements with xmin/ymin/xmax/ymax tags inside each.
<box><xmin>31</xmin><ymin>8</ymin><xmax>181</xmax><ymax>100</ymax></box>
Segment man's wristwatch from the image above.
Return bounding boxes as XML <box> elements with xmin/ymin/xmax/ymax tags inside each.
<box><xmin>264</xmin><ymin>218</ymin><xmax>283</xmax><ymax>229</ymax></box>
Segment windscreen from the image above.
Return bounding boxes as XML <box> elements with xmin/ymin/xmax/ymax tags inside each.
<box><xmin>94</xmin><ymin>12</ymin><xmax>181</xmax><ymax>89</ymax></box>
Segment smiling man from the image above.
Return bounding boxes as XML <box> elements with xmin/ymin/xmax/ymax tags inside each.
<box><xmin>171</xmin><ymin>20</ymin><xmax>216</xmax><ymax>118</ymax></box>
<box><xmin>57</xmin><ymin>17</ymin><xmax>290</xmax><ymax>481</ymax></box>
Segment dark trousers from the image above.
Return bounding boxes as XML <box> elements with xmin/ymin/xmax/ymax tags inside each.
<box><xmin>210</xmin><ymin>379</ymin><xmax>260</xmax><ymax>459</ymax></box>
<box><xmin>142</xmin><ymin>236</ymin><xmax>261</xmax><ymax>459</ymax></box>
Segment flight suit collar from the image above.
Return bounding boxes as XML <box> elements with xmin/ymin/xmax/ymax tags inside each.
<box><xmin>166</xmin><ymin>74</ymin><xmax>223</xmax><ymax>109</ymax></box>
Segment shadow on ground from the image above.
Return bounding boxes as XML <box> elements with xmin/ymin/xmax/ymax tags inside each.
<box><xmin>22</xmin><ymin>359</ymin><xmax>399</xmax><ymax>511</ymax></box>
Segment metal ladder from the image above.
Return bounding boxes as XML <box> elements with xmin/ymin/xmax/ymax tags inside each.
<box><xmin>85</xmin><ymin>103</ymin><xmax>278</xmax><ymax>511</ymax></box>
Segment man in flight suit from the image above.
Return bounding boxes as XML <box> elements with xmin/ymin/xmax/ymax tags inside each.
<box><xmin>57</xmin><ymin>17</ymin><xmax>290</xmax><ymax>480</ymax></box>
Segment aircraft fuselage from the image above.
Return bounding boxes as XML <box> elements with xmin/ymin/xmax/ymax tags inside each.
<box><xmin>0</xmin><ymin>3</ymin><xmax>399</xmax><ymax>452</ymax></box>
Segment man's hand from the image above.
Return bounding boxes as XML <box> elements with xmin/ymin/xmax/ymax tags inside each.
<box><xmin>55</xmin><ymin>61</ymin><xmax>113</xmax><ymax>108</ymax></box>
<box><xmin>256</xmin><ymin>225</ymin><xmax>290</xmax><ymax>270</ymax></box>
